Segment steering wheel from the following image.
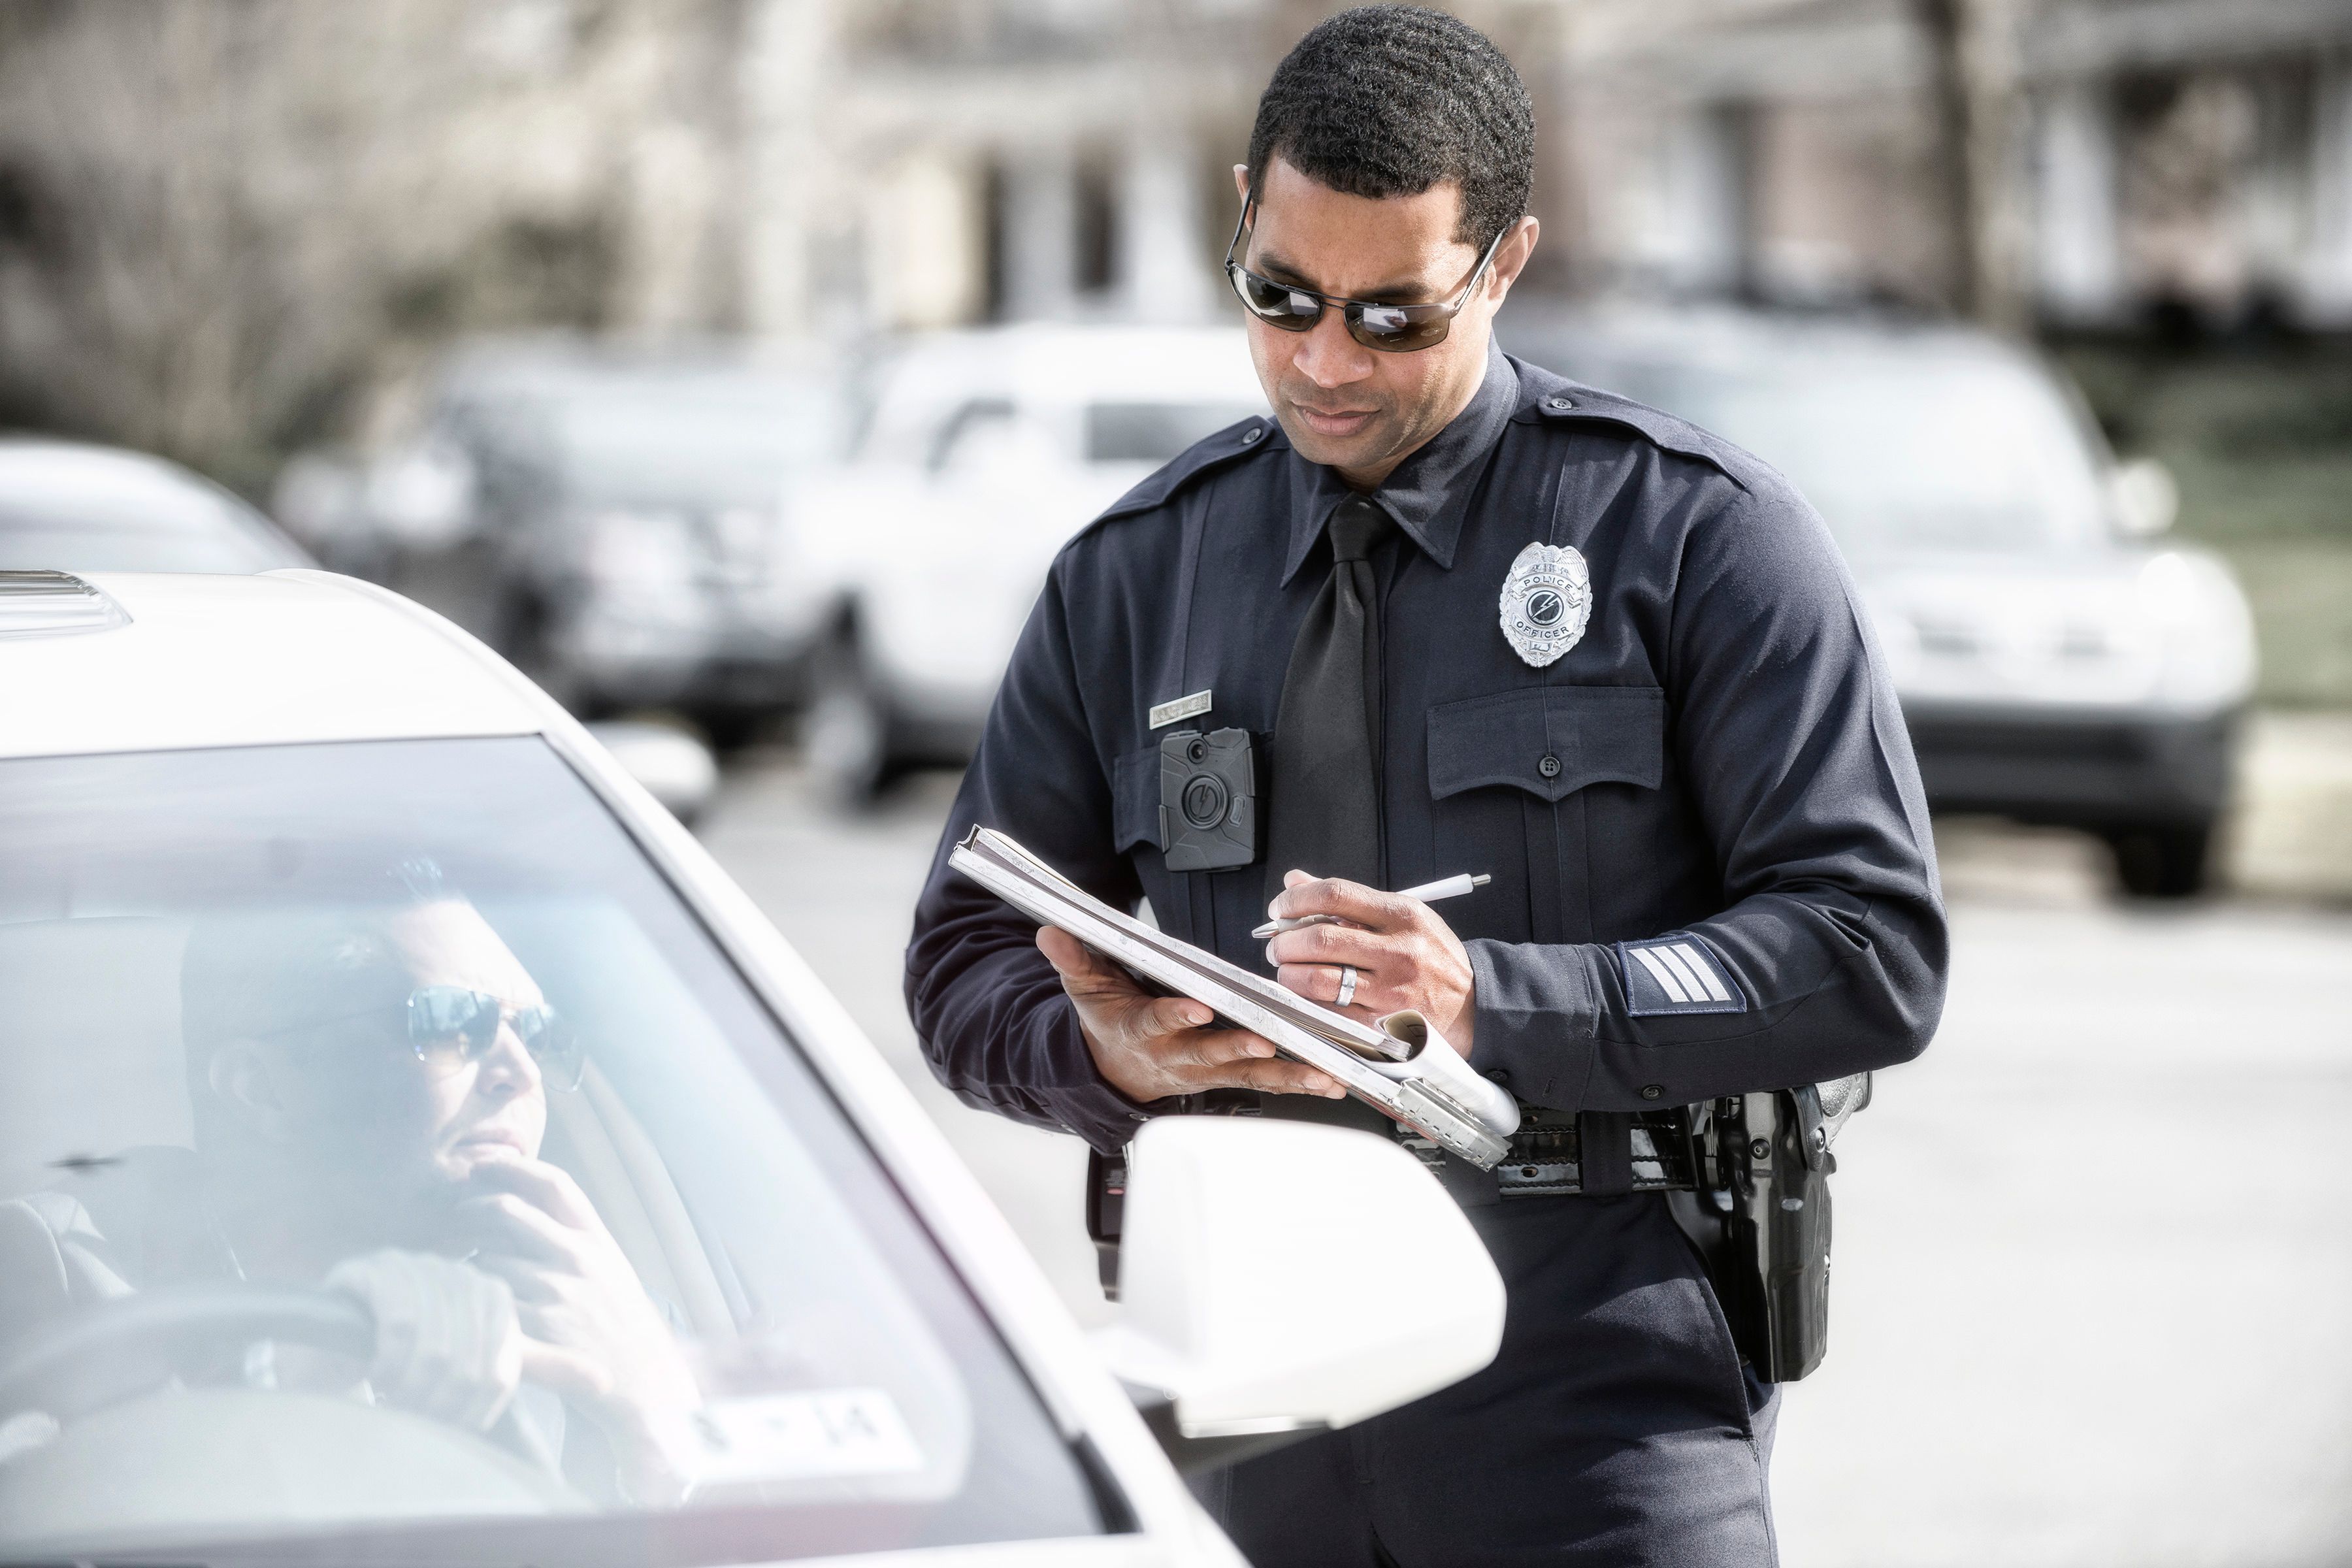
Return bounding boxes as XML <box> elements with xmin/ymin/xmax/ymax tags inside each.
<box><xmin>0</xmin><ymin>1284</ymin><xmax>557</xmax><ymax>1470</ymax></box>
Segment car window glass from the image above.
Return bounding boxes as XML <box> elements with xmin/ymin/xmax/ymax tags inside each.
<box><xmin>0</xmin><ymin>523</ymin><xmax>296</xmax><ymax>574</ymax></box>
<box><xmin>1623</xmin><ymin>357</ymin><xmax>2109</xmax><ymax>555</ymax></box>
<box><xmin>926</xmin><ymin>399</ymin><xmax>1021</xmax><ymax>474</ymax></box>
<box><xmin>446</xmin><ymin>375</ymin><xmax>838</xmax><ymax>506</ymax></box>
<box><xmin>1084</xmin><ymin>402</ymin><xmax>1265</xmax><ymax>465</ymax></box>
<box><xmin>0</xmin><ymin>738</ymin><xmax>1106</xmax><ymax>1563</ymax></box>
<box><xmin>0</xmin><ymin>457</ymin><xmax>307</xmax><ymax>572</ymax></box>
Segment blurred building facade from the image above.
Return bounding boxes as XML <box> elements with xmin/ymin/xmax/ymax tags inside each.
<box><xmin>770</xmin><ymin>0</ymin><xmax>1569</xmax><ymax>333</ymax></box>
<box><xmin>3</xmin><ymin>0</ymin><xmax>2350</xmax><ymax>485</ymax></box>
<box><xmin>0</xmin><ymin>0</ymin><xmax>1558</xmax><ymax>482</ymax></box>
<box><xmin>0</xmin><ymin>0</ymin><xmax>779</xmax><ymax>483</ymax></box>
<box><xmin>1559</xmin><ymin>0</ymin><xmax>2352</xmax><ymax>330</ymax></box>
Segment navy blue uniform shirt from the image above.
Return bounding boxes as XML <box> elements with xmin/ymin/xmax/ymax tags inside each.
<box><xmin>906</xmin><ymin>344</ymin><xmax>1946</xmax><ymax>1156</ymax></box>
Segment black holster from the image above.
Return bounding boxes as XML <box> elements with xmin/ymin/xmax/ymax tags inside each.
<box><xmin>1669</xmin><ymin>1085</ymin><xmax>1850</xmax><ymax>1383</ymax></box>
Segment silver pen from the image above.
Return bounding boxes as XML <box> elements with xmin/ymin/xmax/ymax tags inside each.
<box><xmin>1252</xmin><ymin>872</ymin><xmax>1492</xmax><ymax>938</ymax></box>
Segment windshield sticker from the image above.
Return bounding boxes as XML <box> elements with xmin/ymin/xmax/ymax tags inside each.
<box><xmin>685</xmin><ymin>1388</ymin><xmax>924</xmax><ymax>1484</ymax></box>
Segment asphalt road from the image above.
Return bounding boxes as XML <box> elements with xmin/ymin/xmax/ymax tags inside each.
<box><xmin>699</xmin><ymin>751</ymin><xmax>2352</xmax><ymax>1568</ymax></box>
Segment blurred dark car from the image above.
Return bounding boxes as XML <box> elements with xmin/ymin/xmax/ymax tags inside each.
<box><xmin>284</xmin><ymin>344</ymin><xmax>842</xmax><ymax>739</ymax></box>
<box><xmin>0</xmin><ymin>439</ymin><xmax>312</xmax><ymax>574</ymax></box>
<box><xmin>1498</xmin><ymin>303</ymin><xmax>2257</xmax><ymax>898</ymax></box>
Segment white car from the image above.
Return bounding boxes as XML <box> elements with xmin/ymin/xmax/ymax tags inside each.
<box><xmin>0</xmin><ymin>568</ymin><xmax>1503</xmax><ymax>1566</ymax></box>
<box><xmin>791</xmin><ymin>325</ymin><xmax>1270</xmax><ymax>798</ymax></box>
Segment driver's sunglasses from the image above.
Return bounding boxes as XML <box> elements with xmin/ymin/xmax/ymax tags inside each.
<box><xmin>1223</xmin><ymin>195</ymin><xmax>1510</xmax><ymax>353</ymax></box>
<box><xmin>406</xmin><ymin>985</ymin><xmax>584</xmax><ymax>1092</ymax></box>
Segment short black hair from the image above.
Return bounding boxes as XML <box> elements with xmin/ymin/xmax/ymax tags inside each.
<box><xmin>1245</xmin><ymin>5</ymin><xmax>1534</xmax><ymax>252</ymax></box>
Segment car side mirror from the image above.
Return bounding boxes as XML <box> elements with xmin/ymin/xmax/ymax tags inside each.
<box><xmin>584</xmin><ymin>721</ymin><xmax>719</xmax><ymax>826</ymax></box>
<box><xmin>2109</xmin><ymin>455</ymin><xmax>2179</xmax><ymax>539</ymax></box>
<box><xmin>1088</xmin><ymin>1117</ymin><xmax>1505</xmax><ymax>1474</ymax></box>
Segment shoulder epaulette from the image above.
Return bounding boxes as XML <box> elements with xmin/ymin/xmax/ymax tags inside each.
<box><xmin>1087</xmin><ymin>416</ymin><xmax>1281</xmax><ymax>529</ymax></box>
<box><xmin>1509</xmin><ymin>357</ymin><xmax>1759</xmax><ymax>494</ymax></box>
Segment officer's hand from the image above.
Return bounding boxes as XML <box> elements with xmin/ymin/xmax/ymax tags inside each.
<box><xmin>1037</xmin><ymin>925</ymin><xmax>1347</xmax><ymax>1103</ymax></box>
<box><xmin>1265</xmin><ymin>870</ymin><xmax>1477</xmax><ymax>1051</ymax></box>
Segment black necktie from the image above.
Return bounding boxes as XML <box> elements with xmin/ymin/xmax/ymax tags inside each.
<box><xmin>1266</xmin><ymin>495</ymin><xmax>1392</xmax><ymax>900</ymax></box>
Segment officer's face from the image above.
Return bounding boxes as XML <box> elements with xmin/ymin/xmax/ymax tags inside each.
<box><xmin>1232</xmin><ymin>157</ymin><xmax>1536</xmax><ymax>487</ymax></box>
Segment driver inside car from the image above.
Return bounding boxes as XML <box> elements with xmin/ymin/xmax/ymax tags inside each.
<box><xmin>0</xmin><ymin>892</ymin><xmax>701</xmax><ymax>1502</ymax></box>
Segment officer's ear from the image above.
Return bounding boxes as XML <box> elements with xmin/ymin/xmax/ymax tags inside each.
<box><xmin>1486</xmin><ymin>216</ymin><xmax>1541</xmax><ymax>304</ymax></box>
<box><xmin>1233</xmin><ymin>163</ymin><xmax>1250</xmax><ymax>203</ymax></box>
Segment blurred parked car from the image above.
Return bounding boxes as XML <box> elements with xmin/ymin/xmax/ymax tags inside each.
<box><xmin>1499</xmin><ymin>303</ymin><xmax>2257</xmax><ymax>898</ymax></box>
<box><xmin>792</xmin><ymin>325</ymin><xmax>1269</xmax><ymax>798</ymax></box>
<box><xmin>0</xmin><ymin>439</ymin><xmax>312</xmax><ymax>574</ymax></box>
<box><xmin>280</xmin><ymin>343</ymin><xmax>843</xmax><ymax>740</ymax></box>
<box><xmin>0</xmin><ymin>565</ymin><xmax>1503</xmax><ymax>1564</ymax></box>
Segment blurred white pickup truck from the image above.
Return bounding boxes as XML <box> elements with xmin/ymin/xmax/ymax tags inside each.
<box><xmin>789</xmin><ymin>325</ymin><xmax>1269</xmax><ymax>800</ymax></box>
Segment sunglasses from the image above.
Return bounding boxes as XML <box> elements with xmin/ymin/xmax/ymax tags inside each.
<box><xmin>406</xmin><ymin>985</ymin><xmax>583</xmax><ymax>1092</ymax></box>
<box><xmin>1223</xmin><ymin>194</ymin><xmax>1509</xmax><ymax>353</ymax></box>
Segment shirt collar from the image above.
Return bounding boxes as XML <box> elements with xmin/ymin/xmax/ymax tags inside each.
<box><xmin>1279</xmin><ymin>339</ymin><xmax>1520</xmax><ymax>587</ymax></box>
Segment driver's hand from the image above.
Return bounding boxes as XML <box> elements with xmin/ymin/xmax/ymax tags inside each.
<box><xmin>461</xmin><ymin>1151</ymin><xmax>700</xmax><ymax>1502</ymax></box>
<box><xmin>324</xmin><ymin>1249</ymin><xmax>522</xmax><ymax>1431</ymax></box>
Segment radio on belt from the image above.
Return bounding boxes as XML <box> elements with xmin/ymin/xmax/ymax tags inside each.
<box><xmin>1159</xmin><ymin>727</ymin><xmax>1256</xmax><ymax>871</ymax></box>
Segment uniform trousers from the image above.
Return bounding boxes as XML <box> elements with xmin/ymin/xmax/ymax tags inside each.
<box><xmin>1191</xmin><ymin>1191</ymin><xmax>1780</xmax><ymax>1567</ymax></box>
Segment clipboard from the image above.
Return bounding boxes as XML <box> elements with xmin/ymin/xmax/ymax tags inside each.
<box><xmin>948</xmin><ymin>826</ymin><xmax>1518</xmax><ymax>1169</ymax></box>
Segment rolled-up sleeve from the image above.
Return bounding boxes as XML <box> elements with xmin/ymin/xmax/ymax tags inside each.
<box><xmin>1469</xmin><ymin>476</ymin><xmax>1948</xmax><ymax>1109</ymax></box>
<box><xmin>904</xmin><ymin>564</ymin><xmax>1153</xmax><ymax>1152</ymax></box>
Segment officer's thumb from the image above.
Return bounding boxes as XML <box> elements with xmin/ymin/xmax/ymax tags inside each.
<box><xmin>1037</xmin><ymin>924</ymin><xmax>1120</xmax><ymax>987</ymax></box>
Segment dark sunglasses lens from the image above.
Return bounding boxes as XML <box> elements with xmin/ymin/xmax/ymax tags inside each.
<box><xmin>1230</xmin><ymin>267</ymin><xmax>1320</xmax><ymax>332</ymax></box>
<box><xmin>515</xmin><ymin>1008</ymin><xmax>584</xmax><ymax>1090</ymax></box>
<box><xmin>409</xmin><ymin>986</ymin><xmax>495</xmax><ymax>1070</ymax></box>
<box><xmin>408</xmin><ymin>987</ymin><xmax>580</xmax><ymax>1088</ymax></box>
<box><xmin>1348</xmin><ymin>303</ymin><xmax>1451</xmax><ymax>353</ymax></box>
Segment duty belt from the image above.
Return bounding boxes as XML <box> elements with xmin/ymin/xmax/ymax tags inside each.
<box><xmin>1175</xmin><ymin>1088</ymin><xmax>1700</xmax><ymax>1198</ymax></box>
<box><xmin>1398</xmin><ymin>1104</ymin><xmax>1699</xmax><ymax>1198</ymax></box>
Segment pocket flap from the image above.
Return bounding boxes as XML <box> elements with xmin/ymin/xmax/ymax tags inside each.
<box><xmin>1426</xmin><ymin>686</ymin><xmax>1665</xmax><ymax>802</ymax></box>
<box><xmin>1112</xmin><ymin>744</ymin><xmax>1162</xmax><ymax>853</ymax></box>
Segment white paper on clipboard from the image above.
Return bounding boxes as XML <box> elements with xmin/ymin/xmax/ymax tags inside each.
<box><xmin>947</xmin><ymin>826</ymin><xmax>1517</xmax><ymax>1168</ymax></box>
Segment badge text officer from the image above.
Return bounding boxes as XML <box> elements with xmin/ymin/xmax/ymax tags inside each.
<box><xmin>907</xmin><ymin>8</ymin><xmax>1948</xmax><ymax>1563</ymax></box>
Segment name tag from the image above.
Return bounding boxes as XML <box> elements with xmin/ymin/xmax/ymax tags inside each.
<box><xmin>1149</xmin><ymin>689</ymin><xmax>1213</xmax><ymax>729</ymax></box>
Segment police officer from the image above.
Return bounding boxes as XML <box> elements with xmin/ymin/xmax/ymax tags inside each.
<box><xmin>906</xmin><ymin>7</ymin><xmax>1948</xmax><ymax>1564</ymax></box>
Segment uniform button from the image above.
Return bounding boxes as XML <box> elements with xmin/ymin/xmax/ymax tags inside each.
<box><xmin>1545</xmin><ymin>395</ymin><xmax>1575</xmax><ymax>411</ymax></box>
<box><xmin>1640</xmin><ymin>1084</ymin><xmax>1664</xmax><ymax>1101</ymax></box>
<box><xmin>1537</xmin><ymin>753</ymin><xmax>1562</xmax><ymax>779</ymax></box>
<box><xmin>1484</xmin><ymin>1068</ymin><xmax>1511</xmax><ymax>1084</ymax></box>
<box><xmin>1241</xmin><ymin>424</ymin><xmax>1264</xmax><ymax>444</ymax></box>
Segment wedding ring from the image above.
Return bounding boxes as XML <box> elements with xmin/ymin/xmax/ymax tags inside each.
<box><xmin>1335</xmin><ymin>965</ymin><xmax>1358</xmax><ymax>1007</ymax></box>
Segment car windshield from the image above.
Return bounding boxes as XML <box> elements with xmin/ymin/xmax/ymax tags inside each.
<box><xmin>0</xmin><ymin>458</ymin><xmax>305</xmax><ymax>574</ymax></box>
<box><xmin>1609</xmin><ymin>355</ymin><xmax>2110</xmax><ymax>556</ymax></box>
<box><xmin>1084</xmin><ymin>401</ymin><xmax>1264</xmax><ymax>465</ymax></box>
<box><xmin>0</xmin><ymin>738</ymin><xmax>1105</xmax><ymax>1564</ymax></box>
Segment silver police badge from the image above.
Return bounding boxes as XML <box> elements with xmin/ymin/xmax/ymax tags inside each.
<box><xmin>1498</xmin><ymin>542</ymin><xmax>1591</xmax><ymax>667</ymax></box>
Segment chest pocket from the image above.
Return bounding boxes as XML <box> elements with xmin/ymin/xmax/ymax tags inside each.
<box><xmin>1425</xmin><ymin>685</ymin><xmax>1665</xmax><ymax>944</ymax></box>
